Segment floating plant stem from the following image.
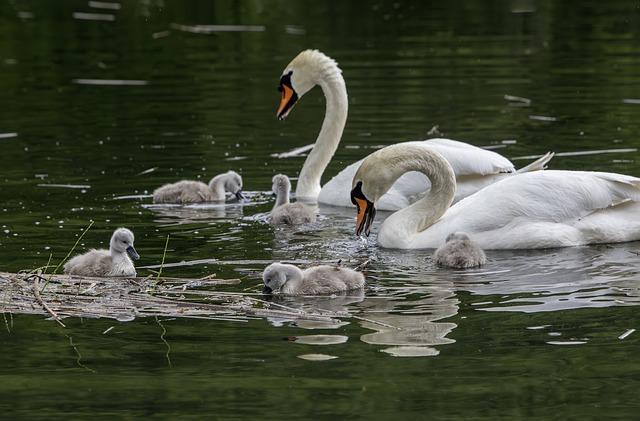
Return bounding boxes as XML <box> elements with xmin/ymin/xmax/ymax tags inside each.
<box><xmin>155</xmin><ymin>234</ymin><xmax>171</xmax><ymax>288</ymax></box>
<box><xmin>43</xmin><ymin>220</ymin><xmax>95</xmax><ymax>292</ymax></box>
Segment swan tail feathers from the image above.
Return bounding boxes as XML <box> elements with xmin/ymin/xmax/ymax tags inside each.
<box><xmin>516</xmin><ymin>151</ymin><xmax>555</xmax><ymax>173</ymax></box>
<box><xmin>603</xmin><ymin>173</ymin><xmax>640</xmax><ymax>203</ymax></box>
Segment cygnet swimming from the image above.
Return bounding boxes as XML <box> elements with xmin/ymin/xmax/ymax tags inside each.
<box><xmin>64</xmin><ymin>228</ymin><xmax>140</xmax><ymax>277</ymax></box>
<box><xmin>433</xmin><ymin>232</ymin><xmax>486</xmax><ymax>269</ymax></box>
<box><xmin>270</xmin><ymin>174</ymin><xmax>316</xmax><ymax>225</ymax></box>
<box><xmin>262</xmin><ymin>262</ymin><xmax>365</xmax><ymax>295</ymax></box>
<box><xmin>153</xmin><ymin>170</ymin><xmax>244</xmax><ymax>204</ymax></box>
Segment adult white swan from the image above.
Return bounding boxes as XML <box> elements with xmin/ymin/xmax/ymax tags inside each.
<box><xmin>276</xmin><ymin>49</ymin><xmax>553</xmax><ymax>211</ymax></box>
<box><xmin>350</xmin><ymin>143</ymin><xmax>640</xmax><ymax>249</ymax></box>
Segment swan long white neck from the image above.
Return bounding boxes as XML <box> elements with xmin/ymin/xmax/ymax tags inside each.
<box><xmin>296</xmin><ymin>60</ymin><xmax>348</xmax><ymax>201</ymax></box>
<box><xmin>368</xmin><ymin>146</ymin><xmax>456</xmax><ymax>248</ymax></box>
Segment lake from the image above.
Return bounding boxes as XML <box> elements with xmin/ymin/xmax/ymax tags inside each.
<box><xmin>1</xmin><ymin>0</ymin><xmax>639</xmax><ymax>418</ymax></box>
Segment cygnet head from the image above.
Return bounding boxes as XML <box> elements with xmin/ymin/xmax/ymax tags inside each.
<box><xmin>211</xmin><ymin>170</ymin><xmax>244</xmax><ymax>200</ymax></box>
<box><xmin>276</xmin><ymin>49</ymin><xmax>341</xmax><ymax>120</ymax></box>
<box><xmin>109</xmin><ymin>228</ymin><xmax>140</xmax><ymax>260</ymax></box>
<box><xmin>446</xmin><ymin>232</ymin><xmax>470</xmax><ymax>242</ymax></box>
<box><xmin>272</xmin><ymin>174</ymin><xmax>291</xmax><ymax>196</ymax></box>
<box><xmin>262</xmin><ymin>262</ymin><xmax>302</xmax><ymax>294</ymax></box>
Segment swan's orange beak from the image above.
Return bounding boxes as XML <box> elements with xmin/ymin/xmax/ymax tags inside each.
<box><xmin>351</xmin><ymin>182</ymin><xmax>376</xmax><ymax>237</ymax></box>
<box><xmin>277</xmin><ymin>84</ymin><xmax>298</xmax><ymax>120</ymax></box>
<box><xmin>354</xmin><ymin>197</ymin><xmax>369</xmax><ymax>236</ymax></box>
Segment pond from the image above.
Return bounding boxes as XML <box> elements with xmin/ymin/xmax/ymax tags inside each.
<box><xmin>1</xmin><ymin>0</ymin><xmax>639</xmax><ymax>418</ymax></box>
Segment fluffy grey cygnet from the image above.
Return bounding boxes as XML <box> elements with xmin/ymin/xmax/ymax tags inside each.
<box><xmin>64</xmin><ymin>228</ymin><xmax>140</xmax><ymax>277</ymax></box>
<box><xmin>153</xmin><ymin>170</ymin><xmax>244</xmax><ymax>204</ymax></box>
<box><xmin>262</xmin><ymin>262</ymin><xmax>365</xmax><ymax>295</ymax></box>
<box><xmin>433</xmin><ymin>232</ymin><xmax>486</xmax><ymax>269</ymax></box>
<box><xmin>270</xmin><ymin>174</ymin><xmax>316</xmax><ymax>225</ymax></box>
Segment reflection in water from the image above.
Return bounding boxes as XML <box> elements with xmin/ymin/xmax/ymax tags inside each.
<box><xmin>259</xmin><ymin>208</ymin><xmax>640</xmax><ymax>356</ymax></box>
<box><xmin>1</xmin><ymin>0</ymin><xmax>640</xmax><ymax>415</ymax></box>
<box><xmin>292</xmin><ymin>335</ymin><xmax>349</xmax><ymax>345</ymax></box>
<box><xmin>142</xmin><ymin>192</ymin><xmax>269</xmax><ymax>226</ymax></box>
<box><xmin>357</xmin><ymin>283</ymin><xmax>459</xmax><ymax>357</ymax></box>
<box><xmin>169</xmin><ymin>23</ymin><xmax>266</xmax><ymax>34</ymax></box>
<box><xmin>297</xmin><ymin>353</ymin><xmax>339</xmax><ymax>361</ymax></box>
<box><xmin>145</xmin><ymin>203</ymin><xmax>245</xmax><ymax>225</ymax></box>
<box><xmin>456</xmin><ymin>245</ymin><xmax>640</xmax><ymax>312</ymax></box>
<box><xmin>382</xmin><ymin>346</ymin><xmax>440</xmax><ymax>357</ymax></box>
<box><xmin>55</xmin><ymin>194</ymin><xmax>639</xmax><ymax>358</ymax></box>
<box><xmin>265</xmin><ymin>292</ymin><xmax>365</xmax><ymax>330</ymax></box>
<box><xmin>546</xmin><ymin>341</ymin><xmax>588</xmax><ymax>346</ymax></box>
<box><xmin>263</xmin><ymin>281</ymin><xmax>458</xmax><ymax>356</ymax></box>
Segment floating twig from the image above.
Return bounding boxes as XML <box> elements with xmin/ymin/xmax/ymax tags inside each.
<box><xmin>618</xmin><ymin>328</ymin><xmax>636</xmax><ymax>340</ymax></box>
<box><xmin>270</xmin><ymin>143</ymin><xmax>314</xmax><ymax>158</ymax></box>
<box><xmin>32</xmin><ymin>275</ymin><xmax>66</xmax><ymax>328</ymax></box>
<box><xmin>354</xmin><ymin>259</ymin><xmax>371</xmax><ymax>271</ymax></box>
<box><xmin>156</xmin><ymin>234</ymin><xmax>170</xmax><ymax>281</ymax></box>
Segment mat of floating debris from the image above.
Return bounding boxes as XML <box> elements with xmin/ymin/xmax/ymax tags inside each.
<box><xmin>0</xmin><ymin>271</ymin><xmax>346</xmax><ymax>326</ymax></box>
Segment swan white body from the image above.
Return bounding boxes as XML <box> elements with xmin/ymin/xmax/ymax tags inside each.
<box><xmin>433</xmin><ymin>232</ymin><xmax>486</xmax><ymax>268</ymax></box>
<box><xmin>64</xmin><ymin>228</ymin><xmax>140</xmax><ymax>277</ymax></box>
<box><xmin>352</xmin><ymin>143</ymin><xmax>640</xmax><ymax>250</ymax></box>
<box><xmin>153</xmin><ymin>170</ymin><xmax>243</xmax><ymax>204</ymax></box>
<box><xmin>262</xmin><ymin>262</ymin><xmax>365</xmax><ymax>295</ymax></box>
<box><xmin>319</xmin><ymin>140</ymin><xmax>553</xmax><ymax>210</ymax></box>
<box><xmin>277</xmin><ymin>50</ymin><xmax>553</xmax><ymax>211</ymax></box>
<box><xmin>270</xmin><ymin>174</ymin><xmax>316</xmax><ymax>225</ymax></box>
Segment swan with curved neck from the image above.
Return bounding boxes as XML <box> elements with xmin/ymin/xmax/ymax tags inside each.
<box><xmin>277</xmin><ymin>50</ymin><xmax>347</xmax><ymax>200</ymax></box>
<box><xmin>351</xmin><ymin>143</ymin><xmax>640</xmax><ymax>249</ymax></box>
<box><xmin>276</xmin><ymin>49</ymin><xmax>554</xmax><ymax>210</ymax></box>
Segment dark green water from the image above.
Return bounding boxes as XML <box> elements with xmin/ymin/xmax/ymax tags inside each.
<box><xmin>1</xmin><ymin>0</ymin><xmax>640</xmax><ymax>418</ymax></box>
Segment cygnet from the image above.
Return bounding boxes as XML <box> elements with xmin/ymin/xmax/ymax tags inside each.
<box><xmin>64</xmin><ymin>228</ymin><xmax>140</xmax><ymax>277</ymax></box>
<box><xmin>433</xmin><ymin>232</ymin><xmax>486</xmax><ymax>269</ymax></box>
<box><xmin>153</xmin><ymin>170</ymin><xmax>244</xmax><ymax>204</ymax></box>
<box><xmin>270</xmin><ymin>174</ymin><xmax>316</xmax><ymax>225</ymax></box>
<box><xmin>262</xmin><ymin>262</ymin><xmax>365</xmax><ymax>295</ymax></box>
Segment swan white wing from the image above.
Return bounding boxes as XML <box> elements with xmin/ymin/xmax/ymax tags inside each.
<box><xmin>414</xmin><ymin>170</ymin><xmax>640</xmax><ymax>249</ymax></box>
<box><xmin>422</xmin><ymin>138</ymin><xmax>515</xmax><ymax>175</ymax></box>
<box><xmin>318</xmin><ymin>139</ymin><xmax>517</xmax><ymax>211</ymax></box>
<box><xmin>318</xmin><ymin>158</ymin><xmax>426</xmax><ymax>210</ymax></box>
<box><xmin>317</xmin><ymin>159</ymin><xmax>364</xmax><ymax>208</ymax></box>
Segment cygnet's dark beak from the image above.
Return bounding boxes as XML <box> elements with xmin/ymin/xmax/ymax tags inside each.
<box><xmin>126</xmin><ymin>245</ymin><xmax>140</xmax><ymax>260</ymax></box>
<box><xmin>235</xmin><ymin>190</ymin><xmax>245</xmax><ymax>200</ymax></box>
<box><xmin>262</xmin><ymin>285</ymin><xmax>273</xmax><ymax>294</ymax></box>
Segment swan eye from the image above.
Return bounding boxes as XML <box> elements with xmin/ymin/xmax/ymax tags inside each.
<box><xmin>277</xmin><ymin>85</ymin><xmax>283</xmax><ymax>93</ymax></box>
<box><xmin>279</xmin><ymin>71</ymin><xmax>294</xmax><ymax>89</ymax></box>
<box><xmin>351</xmin><ymin>181</ymin><xmax>365</xmax><ymax>205</ymax></box>
<box><xmin>266</xmin><ymin>278</ymin><xmax>271</xmax><ymax>283</ymax></box>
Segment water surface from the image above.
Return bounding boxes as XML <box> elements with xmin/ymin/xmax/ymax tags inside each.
<box><xmin>1</xmin><ymin>0</ymin><xmax>640</xmax><ymax>418</ymax></box>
